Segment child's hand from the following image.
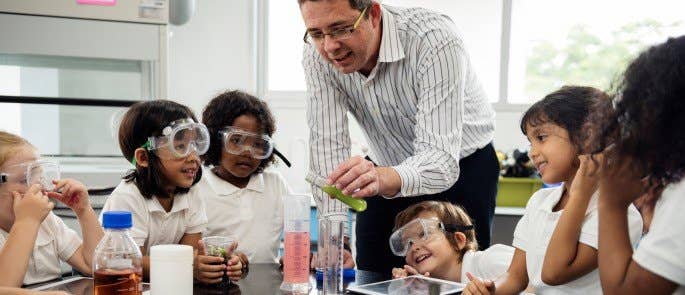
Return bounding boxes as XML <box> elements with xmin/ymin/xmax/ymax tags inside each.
<box><xmin>392</xmin><ymin>267</ymin><xmax>408</xmax><ymax>278</ymax></box>
<box><xmin>13</xmin><ymin>184</ymin><xmax>53</xmax><ymax>225</ymax></box>
<box><xmin>195</xmin><ymin>239</ymin><xmax>228</xmax><ymax>284</ymax></box>
<box><xmin>392</xmin><ymin>264</ymin><xmax>430</xmax><ymax>278</ymax></box>
<box><xmin>226</xmin><ymin>253</ymin><xmax>244</xmax><ymax>281</ymax></box>
<box><xmin>598</xmin><ymin>156</ymin><xmax>646</xmax><ymax>208</ymax></box>
<box><xmin>47</xmin><ymin>179</ymin><xmax>91</xmax><ymax>215</ymax></box>
<box><xmin>463</xmin><ymin>272</ymin><xmax>495</xmax><ymax>295</ymax></box>
<box><xmin>569</xmin><ymin>155</ymin><xmax>600</xmax><ymax>200</ymax></box>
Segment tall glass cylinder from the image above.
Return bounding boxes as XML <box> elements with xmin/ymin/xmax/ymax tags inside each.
<box><xmin>280</xmin><ymin>194</ymin><xmax>311</xmax><ymax>294</ymax></box>
<box><xmin>319</xmin><ymin>217</ymin><xmax>344</xmax><ymax>294</ymax></box>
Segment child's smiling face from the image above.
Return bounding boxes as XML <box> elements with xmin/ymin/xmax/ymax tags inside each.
<box><xmin>526</xmin><ymin>122</ymin><xmax>579</xmax><ymax>184</ymax></box>
<box><xmin>218</xmin><ymin>115</ymin><xmax>264</xmax><ymax>182</ymax></box>
<box><xmin>404</xmin><ymin>211</ymin><xmax>463</xmax><ymax>279</ymax></box>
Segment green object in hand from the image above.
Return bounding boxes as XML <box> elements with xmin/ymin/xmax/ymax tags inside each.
<box><xmin>321</xmin><ymin>185</ymin><xmax>367</xmax><ymax>212</ymax></box>
<box><xmin>306</xmin><ymin>172</ymin><xmax>368</xmax><ymax>212</ymax></box>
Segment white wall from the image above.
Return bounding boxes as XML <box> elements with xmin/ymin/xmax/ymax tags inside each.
<box><xmin>168</xmin><ymin>0</ymin><xmax>254</xmax><ymax>115</ymax></box>
<box><xmin>167</xmin><ymin>1</ymin><xmax>529</xmax><ymax>191</ymax></box>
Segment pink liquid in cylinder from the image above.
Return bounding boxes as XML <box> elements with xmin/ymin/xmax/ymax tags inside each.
<box><xmin>283</xmin><ymin>231</ymin><xmax>310</xmax><ymax>283</ymax></box>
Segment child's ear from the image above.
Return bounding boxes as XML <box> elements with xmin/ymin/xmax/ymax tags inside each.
<box><xmin>134</xmin><ymin>148</ymin><xmax>150</xmax><ymax>168</ymax></box>
<box><xmin>453</xmin><ymin>232</ymin><xmax>467</xmax><ymax>250</ymax></box>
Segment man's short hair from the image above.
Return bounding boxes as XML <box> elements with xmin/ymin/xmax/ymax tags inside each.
<box><xmin>297</xmin><ymin>0</ymin><xmax>373</xmax><ymax>12</ymax></box>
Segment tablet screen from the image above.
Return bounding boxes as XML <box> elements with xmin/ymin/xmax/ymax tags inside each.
<box><xmin>348</xmin><ymin>275</ymin><xmax>464</xmax><ymax>295</ymax></box>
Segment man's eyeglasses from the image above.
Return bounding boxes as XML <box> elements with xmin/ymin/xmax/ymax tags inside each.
<box><xmin>303</xmin><ymin>7</ymin><xmax>368</xmax><ymax>44</ymax></box>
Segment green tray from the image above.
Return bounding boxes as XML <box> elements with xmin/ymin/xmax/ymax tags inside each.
<box><xmin>496</xmin><ymin>177</ymin><xmax>543</xmax><ymax>207</ymax></box>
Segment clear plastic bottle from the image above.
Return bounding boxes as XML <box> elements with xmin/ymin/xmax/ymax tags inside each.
<box><xmin>93</xmin><ymin>211</ymin><xmax>143</xmax><ymax>295</ymax></box>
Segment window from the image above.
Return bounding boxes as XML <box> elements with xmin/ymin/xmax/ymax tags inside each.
<box><xmin>507</xmin><ymin>0</ymin><xmax>685</xmax><ymax>103</ymax></box>
<box><xmin>267</xmin><ymin>0</ymin><xmax>307</xmax><ymax>92</ymax></box>
<box><xmin>383</xmin><ymin>0</ymin><xmax>502</xmax><ymax>103</ymax></box>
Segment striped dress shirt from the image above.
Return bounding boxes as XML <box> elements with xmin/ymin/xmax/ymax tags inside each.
<box><xmin>304</xmin><ymin>5</ymin><xmax>495</xmax><ymax>217</ymax></box>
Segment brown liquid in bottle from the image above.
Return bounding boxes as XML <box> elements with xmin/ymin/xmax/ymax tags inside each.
<box><xmin>94</xmin><ymin>268</ymin><xmax>142</xmax><ymax>295</ymax></box>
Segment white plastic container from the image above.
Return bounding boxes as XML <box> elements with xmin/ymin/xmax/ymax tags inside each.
<box><xmin>150</xmin><ymin>245</ymin><xmax>194</xmax><ymax>295</ymax></box>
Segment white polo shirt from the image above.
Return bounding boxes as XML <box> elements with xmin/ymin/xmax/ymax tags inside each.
<box><xmin>196</xmin><ymin>168</ymin><xmax>288</xmax><ymax>263</ymax></box>
<box><xmin>461</xmin><ymin>244</ymin><xmax>514</xmax><ymax>282</ymax></box>
<box><xmin>513</xmin><ymin>186</ymin><xmax>643</xmax><ymax>294</ymax></box>
<box><xmin>633</xmin><ymin>178</ymin><xmax>685</xmax><ymax>294</ymax></box>
<box><xmin>101</xmin><ymin>180</ymin><xmax>208</xmax><ymax>253</ymax></box>
<box><xmin>0</xmin><ymin>212</ymin><xmax>81</xmax><ymax>285</ymax></box>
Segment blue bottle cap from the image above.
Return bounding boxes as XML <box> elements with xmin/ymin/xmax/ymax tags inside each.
<box><xmin>102</xmin><ymin>211</ymin><xmax>133</xmax><ymax>229</ymax></box>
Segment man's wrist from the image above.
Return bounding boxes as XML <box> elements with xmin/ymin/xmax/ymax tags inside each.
<box><xmin>376</xmin><ymin>166</ymin><xmax>401</xmax><ymax>197</ymax></box>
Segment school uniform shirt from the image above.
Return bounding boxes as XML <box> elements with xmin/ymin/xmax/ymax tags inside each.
<box><xmin>633</xmin><ymin>178</ymin><xmax>685</xmax><ymax>294</ymax></box>
<box><xmin>460</xmin><ymin>244</ymin><xmax>515</xmax><ymax>282</ymax></box>
<box><xmin>512</xmin><ymin>186</ymin><xmax>643</xmax><ymax>294</ymax></box>
<box><xmin>101</xmin><ymin>180</ymin><xmax>208</xmax><ymax>254</ymax></box>
<box><xmin>0</xmin><ymin>212</ymin><xmax>81</xmax><ymax>285</ymax></box>
<box><xmin>196</xmin><ymin>167</ymin><xmax>288</xmax><ymax>264</ymax></box>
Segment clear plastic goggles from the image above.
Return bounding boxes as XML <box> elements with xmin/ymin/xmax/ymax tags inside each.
<box><xmin>146</xmin><ymin>118</ymin><xmax>210</xmax><ymax>159</ymax></box>
<box><xmin>0</xmin><ymin>160</ymin><xmax>61</xmax><ymax>191</ymax></box>
<box><xmin>389</xmin><ymin>218</ymin><xmax>473</xmax><ymax>256</ymax></box>
<box><xmin>219</xmin><ymin>126</ymin><xmax>274</xmax><ymax>160</ymax></box>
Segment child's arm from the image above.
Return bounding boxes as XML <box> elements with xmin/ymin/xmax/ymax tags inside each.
<box><xmin>541</xmin><ymin>156</ymin><xmax>599</xmax><ymax>285</ymax></box>
<box><xmin>48</xmin><ymin>179</ymin><xmax>104</xmax><ymax>275</ymax></box>
<box><xmin>463</xmin><ymin>248</ymin><xmax>529</xmax><ymax>295</ymax></box>
<box><xmin>0</xmin><ymin>186</ymin><xmax>53</xmax><ymax>287</ymax></box>
<box><xmin>597</xmin><ymin>162</ymin><xmax>678</xmax><ymax>295</ymax></box>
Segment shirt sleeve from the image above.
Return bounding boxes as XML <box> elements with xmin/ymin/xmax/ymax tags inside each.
<box><xmin>303</xmin><ymin>44</ymin><xmax>350</xmax><ymax>219</ymax></box>
<box><xmin>49</xmin><ymin>213</ymin><xmax>82</xmax><ymax>262</ymax></box>
<box><xmin>391</xmin><ymin>34</ymin><xmax>466</xmax><ymax>197</ymax></box>
<box><xmin>513</xmin><ymin>190</ymin><xmax>542</xmax><ymax>251</ymax></box>
<box><xmin>101</xmin><ymin>183</ymin><xmax>149</xmax><ymax>248</ymax></box>
<box><xmin>185</xmin><ymin>187</ymin><xmax>208</xmax><ymax>234</ymax></box>
<box><xmin>481</xmin><ymin>244</ymin><xmax>516</xmax><ymax>280</ymax></box>
<box><xmin>633</xmin><ymin>188</ymin><xmax>685</xmax><ymax>285</ymax></box>
<box><xmin>578</xmin><ymin>211</ymin><xmax>599</xmax><ymax>249</ymax></box>
<box><xmin>512</xmin><ymin>212</ymin><xmax>530</xmax><ymax>251</ymax></box>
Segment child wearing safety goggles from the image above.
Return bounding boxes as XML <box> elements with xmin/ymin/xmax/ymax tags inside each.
<box><xmin>0</xmin><ymin>131</ymin><xmax>104</xmax><ymax>287</ymax></box>
<box><xmin>390</xmin><ymin>201</ymin><xmax>514</xmax><ymax>283</ymax></box>
<box><xmin>101</xmin><ymin>100</ymin><xmax>246</xmax><ymax>283</ymax></box>
<box><xmin>196</xmin><ymin>90</ymin><xmax>293</xmax><ymax>267</ymax></box>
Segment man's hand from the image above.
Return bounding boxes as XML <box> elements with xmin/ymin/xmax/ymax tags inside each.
<box><xmin>310</xmin><ymin>249</ymin><xmax>355</xmax><ymax>269</ymax></box>
<box><xmin>328</xmin><ymin>156</ymin><xmax>401</xmax><ymax>198</ymax></box>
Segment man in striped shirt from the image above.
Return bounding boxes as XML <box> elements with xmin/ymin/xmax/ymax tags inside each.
<box><xmin>299</xmin><ymin>0</ymin><xmax>498</xmax><ymax>283</ymax></box>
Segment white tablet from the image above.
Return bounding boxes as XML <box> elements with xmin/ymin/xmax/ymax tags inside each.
<box><xmin>347</xmin><ymin>275</ymin><xmax>465</xmax><ymax>295</ymax></box>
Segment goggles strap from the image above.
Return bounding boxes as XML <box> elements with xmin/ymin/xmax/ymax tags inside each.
<box><xmin>131</xmin><ymin>140</ymin><xmax>152</xmax><ymax>166</ymax></box>
<box><xmin>272</xmin><ymin>147</ymin><xmax>291</xmax><ymax>167</ymax></box>
<box><xmin>443</xmin><ymin>223</ymin><xmax>475</xmax><ymax>233</ymax></box>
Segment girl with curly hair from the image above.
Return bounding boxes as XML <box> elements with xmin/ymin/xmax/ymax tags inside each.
<box><xmin>591</xmin><ymin>36</ymin><xmax>685</xmax><ymax>294</ymax></box>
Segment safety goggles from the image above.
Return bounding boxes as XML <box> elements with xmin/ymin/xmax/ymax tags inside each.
<box><xmin>389</xmin><ymin>218</ymin><xmax>474</xmax><ymax>256</ymax></box>
<box><xmin>219</xmin><ymin>126</ymin><xmax>274</xmax><ymax>160</ymax></box>
<box><xmin>135</xmin><ymin>118</ymin><xmax>210</xmax><ymax>163</ymax></box>
<box><xmin>0</xmin><ymin>160</ymin><xmax>61</xmax><ymax>191</ymax></box>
